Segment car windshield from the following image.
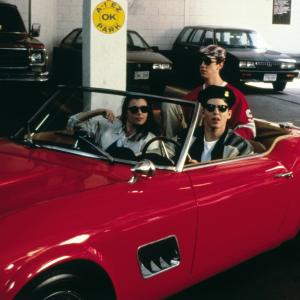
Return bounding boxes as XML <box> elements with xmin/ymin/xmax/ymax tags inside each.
<box><xmin>215</xmin><ymin>29</ymin><xmax>269</xmax><ymax>49</ymax></box>
<box><xmin>0</xmin><ymin>5</ymin><xmax>26</xmax><ymax>33</ymax></box>
<box><xmin>14</xmin><ymin>87</ymin><xmax>196</xmax><ymax>169</ymax></box>
<box><xmin>127</xmin><ymin>31</ymin><xmax>149</xmax><ymax>50</ymax></box>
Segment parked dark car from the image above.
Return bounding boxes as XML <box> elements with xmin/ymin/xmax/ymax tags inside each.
<box><xmin>0</xmin><ymin>3</ymin><xmax>48</xmax><ymax>82</ymax></box>
<box><xmin>53</xmin><ymin>28</ymin><xmax>173</xmax><ymax>94</ymax></box>
<box><xmin>172</xmin><ymin>26</ymin><xmax>298</xmax><ymax>91</ymax></box>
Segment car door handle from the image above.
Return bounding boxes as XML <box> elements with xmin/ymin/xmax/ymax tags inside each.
<box><xmin>274</xmin><ymin>172</ymin><xmax>293</xmax><ymax>179</ymax></box>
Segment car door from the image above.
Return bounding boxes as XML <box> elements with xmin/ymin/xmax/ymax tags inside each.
<box><xmin>185</xmin><ymin>155</ymin><xmax>292</xmax><ymax>279</ymax></box>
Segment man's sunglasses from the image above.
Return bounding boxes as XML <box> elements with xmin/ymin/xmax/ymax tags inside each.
<box><xmin>205</xmin><ymin>104</ymin><xmax>229</xmax><ymax>113</ymax></box>
<box><xmin>128</xmin><ymin>106</ymin><xmax>150</xmax><ymax>114</ymax></box>
<box><xmin>199</xmin><ymin>55</ymin><xmax>215</xmax><ymax>66</ymax></box>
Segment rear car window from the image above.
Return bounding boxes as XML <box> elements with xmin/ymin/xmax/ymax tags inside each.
<box><xmin>180</xmin><ymin>28</ymin><xmax>193</xmax><ymax>42</ymax></box>
<box><xmin>190</xmin><ymin>29</ymin><xmax>204</xmax><ymax>44</ymax></box>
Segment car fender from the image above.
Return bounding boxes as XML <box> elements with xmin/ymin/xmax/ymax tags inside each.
<box><xmin>3</xmin><ymin>242</ymin><xmax>116</xmax><ymax>300</ymax></box>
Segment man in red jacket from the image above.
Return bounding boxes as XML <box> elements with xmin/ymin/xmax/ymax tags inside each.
<box><xmin>163</xmin><ymin>45</ymin><xmax>256</xmax><ymax>140</ymax></box>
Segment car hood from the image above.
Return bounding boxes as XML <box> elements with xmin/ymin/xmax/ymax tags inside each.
<box><xmin>0</xmin><ymin>32</ymin><xmax>43</xmax><ymax>48</ymax></box>
<box><xmin>127</xmin><ymin>50</ymin><xmax>172</xmax><ymax>64</ymax></box>
<box><xmin>228</xmin><ymin>48</ymin><xmax>294</xmax><ymax>61</ymax></box>
<box><xmin>0</xmin><ymin>140</ymin><xmax>130</xmax><ymax>219</ymax></box>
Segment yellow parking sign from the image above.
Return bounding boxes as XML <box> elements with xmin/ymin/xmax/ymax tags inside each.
<box><xmin>93</xmin><ymin>0</ymin><xmax>125</xmax><ymax>34</ymax></box>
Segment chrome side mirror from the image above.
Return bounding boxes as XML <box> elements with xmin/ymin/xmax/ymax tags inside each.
<box><xmin>31</xmin><ymin>23</ymin><xmax>41</xmax><ymax>37</ymax></box>
<box><xmin>128</xmin><ymin>159</ymin><xmax>156</xmax><ymax>184</ymax></box>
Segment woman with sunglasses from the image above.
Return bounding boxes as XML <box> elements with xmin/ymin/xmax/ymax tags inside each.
<box><xmin>187</xmin><ymin>85</ymin><xmax>253</xmax><ymax>163</ymax></box>
<box><xmin>67</xmin><ymin>95</ymin><xmax>158</xmax><ymax>157</ymax></box>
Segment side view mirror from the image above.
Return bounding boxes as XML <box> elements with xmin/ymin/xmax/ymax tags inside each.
<box><xmin>128</xmin><ymin>159</ymin><xmax>156</xmax><ymax>184</ymax></box>
<box><xmin>31</xmin><ymin>23</ymin><xmax>41</xmax><ymax>37</ymax></box>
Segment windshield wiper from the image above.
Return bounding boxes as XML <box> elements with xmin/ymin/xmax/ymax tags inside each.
<box><xmin>76</xmin><ymin>135</ymin><xmax>114</xmax><ymax>163</ymax></box>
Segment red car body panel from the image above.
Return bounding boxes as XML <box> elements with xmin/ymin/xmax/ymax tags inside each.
<box><xmin>0</xmin><ymin>141</ymin><xmax>198</xmax><ymax>300</ymax></box>
<box><xmin>1</xmin><ymin>98</ymin><xmax>300</xmax><ymax>299</ymax></box>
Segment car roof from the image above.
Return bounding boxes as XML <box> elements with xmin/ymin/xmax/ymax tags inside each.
<box><xmin>183</xmin><ymin>25</ymin><xmax>256</xmax><ymax>32</ymax></box>
<box><xmin>0</xmin><ymin>3</ymin><xmax>17</xmax><ymax>8</ymax></box>
<box><xmin>72</xmin><ymin>28</ymin><xmax>137</xmax><ymax>34</ymax></box>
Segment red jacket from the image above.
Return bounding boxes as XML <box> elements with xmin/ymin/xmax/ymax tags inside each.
<box><xmin>184</xmin><ymin>83</ymin><xmax>256</xmax><ymax>140</ymax></box>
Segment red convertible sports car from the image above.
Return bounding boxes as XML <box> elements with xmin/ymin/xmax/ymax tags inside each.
<box><xmin>1</xmin><ymin>87</ymin><xmax>300</xmax><ymax>300</ymax></box>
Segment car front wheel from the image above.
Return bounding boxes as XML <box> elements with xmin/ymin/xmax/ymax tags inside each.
<box><xmin>272</xmin><ymin>80</ymin><xmax>287</xmax><ymax>91</ymax></box>
<box><xmin>15</xmin><ymin>269</ymin><xmax>113</xmax><ymax>300</ymax></box>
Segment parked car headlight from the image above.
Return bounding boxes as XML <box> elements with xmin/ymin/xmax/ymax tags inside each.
<box><xmin>29</xmin><ymin>51</ymin><xmax>44</xmax><ymax>65</ymax></box>
<box><xmin>152</xmin><ymin>63</ymin><xmax>172</xmax><ymax>70</ymax></box>
<box><xmin>280</xmin><ymin>62</ymin><xmax>295</xmax><ymax>69</ymax></box>
<box><xmin>239</xmin><ymin>61</ymin><xmax>256</xmax><ymax>69</ymax></box>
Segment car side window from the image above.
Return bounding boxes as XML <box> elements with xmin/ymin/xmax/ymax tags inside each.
<box><xmin>62</xmin><ymin>30</ymin><xmax>80</xmax><ymax>46</ymax></box>
<box><xmin>190</xmin><ymin>29</ymin><xmax>204</xmax><ymax>44</ymax></box>
<box><xmin>75</xmin><ymin>31</ymin><xmax>82</xmax><ymax>46</ymax></box>
<box><xmin>180</xmin><ymin>28</ymin><xmax>194</xmax><ymax>43</ymax></box>
<box><xmin>128</xmin><ymin>31</ymin><xmax>148</xmax><ymax>49</ymax></box>
<box><xmin>202</xmin><ymin>30</ymin><xmax>214</xmax><ymax>46</ymax></box>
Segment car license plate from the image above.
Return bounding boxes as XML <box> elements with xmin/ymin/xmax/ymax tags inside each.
<box><xmin>263</xmin><ymin>73</ymin><xmax>277</xmax><ymax>81</ymax></box>
<box><xmin>134</xmin><ymin>71</ymin><xmax>149</xmax><ymax>80</ymax></box>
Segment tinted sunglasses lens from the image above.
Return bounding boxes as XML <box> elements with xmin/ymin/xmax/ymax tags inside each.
<box><xmin>205</xmin><ymin>104</ymin><xmax>215</xmax><ymax>112</ymax></box>
<box><xmin>128</xmin><ymin>106</ymin><xmax>138</xmax><ymax>113</ymax></box>
<box><xmin>128</xmin><ymin>106</ymin><xmax>149</xmax><ymax>113</ymax></box>
<box><xmin>200</xmin><ymin>56</ymin><xmax>212</xmax><ymax>65</ymax></box>
<box><xmin>218</xmin><ymin>105</ymin><xmax>228</xmax><ymax>112</ymax></box>
<box><xmin>205</xmin><ymin>104</ymin><xmax>228</xmax><ymax>112</ymax></box>
<box><xmin>140</xmin><ymin>106</ymin><xmax>149</xmax><ymax>113</ymax></box>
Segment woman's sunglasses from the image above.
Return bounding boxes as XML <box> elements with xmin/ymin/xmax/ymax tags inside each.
<box><xmin>205</xmin><ymin>104</ymin><xmax>229</xmax><ymax>113</ymax></box>
<box><xmin>128</xmin><ymin>106</ymin><xmax>149</xmax><ymax>114</ymax></box>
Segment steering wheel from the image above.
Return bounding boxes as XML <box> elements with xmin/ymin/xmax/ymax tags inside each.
<box><xmin>141</xmin><ymin>136</ymin><xmax>181</xmax><ymax>166</ymax></box>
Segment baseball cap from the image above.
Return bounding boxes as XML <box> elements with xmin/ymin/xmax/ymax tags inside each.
<box><xmin>198</xmin><ymin>85</ymin><xmax>235</xmax><ymax>108</ymax></box>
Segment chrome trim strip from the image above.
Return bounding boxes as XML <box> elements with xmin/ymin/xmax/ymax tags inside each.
<box><xmin>183</xmin><ymin>152</ymin><xmax>261</xmax><ymax>171</ymax></box>
<box><xmin>0</xmin><ymin>47</ymin><xmax>27</xmax><ymax>51</ymax></box>
<box><xmin>0</xmin><ymin>67</ymin><xmax>28</xmax><ymax>70</ymax></box>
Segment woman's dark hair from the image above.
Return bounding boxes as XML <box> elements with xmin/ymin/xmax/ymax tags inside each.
<box><xmin>120</xmin><ymin>95</ymin><xmax>159</xmax><ymax>141</ymax></box>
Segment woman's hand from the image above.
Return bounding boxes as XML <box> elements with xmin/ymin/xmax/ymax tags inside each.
<box><xmin>102</xmin><ymin>109</ymin><xmax>115</xmax><ymax>122</ymax></box>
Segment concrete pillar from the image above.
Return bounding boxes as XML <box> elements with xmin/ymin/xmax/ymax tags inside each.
<box><xmin>82</xmin><ymin>0</ymin><xmax>127</xmax><ymax>112</ymax></box>
<box><xmin>82</xmin><ymin>0</ymin><xmax>127</xmax><ymax>89</ymax></box>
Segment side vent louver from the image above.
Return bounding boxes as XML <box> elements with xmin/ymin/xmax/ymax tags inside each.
<box><xmin>137</xmin><ymin>235</ymin><xmax>180</xmax><ymax>279</ymax></box>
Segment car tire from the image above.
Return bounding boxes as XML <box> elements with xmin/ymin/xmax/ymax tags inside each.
<box><xmin>16</xmin><ymin>269</ymin><xmax>113</xmax><ymax>300</ymax></box>
<box><xmin>272</xmin><ymin>80</ymin><xmax>287</xmax><ymax>91</ymax></box>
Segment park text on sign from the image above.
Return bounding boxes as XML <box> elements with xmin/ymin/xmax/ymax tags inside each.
<box><xmin>93</xmin><ymin>0</ymin><xmax>125</xmax><ymax>34</ymax></box>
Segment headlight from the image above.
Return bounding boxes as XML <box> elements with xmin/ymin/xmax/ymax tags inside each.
<box><xmin>29</xmin><ymin>52</ymin><xmax>44</xmax><ymax>65</ymax></box>
<box><xmin>239</xmin><ymin>61</ymin><xmax>256</xmax><ymax>69</ymax></box>
<box><xmin>280</xmin><ymin>62</ymin><xmax>295</xmax><ymax>69</ymax></box>
<box><xmin>152</xmin><ymin>63</ymin><xmax>172</xmax><ymax>70</ymax></box>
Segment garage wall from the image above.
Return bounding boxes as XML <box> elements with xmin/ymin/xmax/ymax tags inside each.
<box><xmin>9</xmin><ymin>0</ymin><xmax>300</xmax><ymax>54</ymax></box>
<box><xmin>128</xmin><ymin>0</ymin><xmax>300</xmax><ymax>53</ymax></box>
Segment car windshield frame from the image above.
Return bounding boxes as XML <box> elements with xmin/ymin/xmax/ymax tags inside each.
<box><xmin>13</xmin><ymin>86</ymin><xmax>198</xmax><ymax>172</ymax></box>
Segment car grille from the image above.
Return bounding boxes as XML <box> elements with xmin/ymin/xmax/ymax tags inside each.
<box><xmin>0</xmin><ymin>49</ymin><xmax>28</xmax><ymax>68</ymax></box>
<box><xmin>255</xmin><ymin>61</ymin><xmax>282</xmax><ymax>71</ymax></box>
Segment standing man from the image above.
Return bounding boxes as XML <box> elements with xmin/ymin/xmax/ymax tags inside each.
<box><xmin>187</xmin><ymin>85</ymin><xmax>253</xmax><ymax>163</ymax></box>
<box><xmin>162</xmin><ymin>45</ymin><xmax>255</xmax><ymax>140</ymax></box>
